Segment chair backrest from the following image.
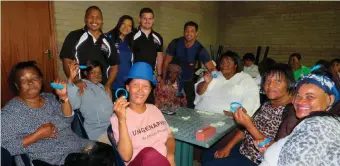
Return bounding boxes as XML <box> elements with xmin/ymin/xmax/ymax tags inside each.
<box><xmin>107</xmin><ymin>125</ymin><xmax>126</xmax><ymax>166</ymax></box>
<box><xmin>71</xmin><ymin>109</ymin><xmax>89</xmax><ymax>139</ymax></box>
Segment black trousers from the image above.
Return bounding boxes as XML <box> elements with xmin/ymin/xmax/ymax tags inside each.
<box><xmin>32</xmin><ymin>142</ymin><xmax>115</xmax><ymax>166</ymax></box>
<box><xmin>1</xmin><ymin>147</ymin><xmax>12</xmax><ymax>166</ymax></box>
<box><xmin>183</xmin><ymin>80</ymin><xmax>195</xmax><ymax>109</ymax></box>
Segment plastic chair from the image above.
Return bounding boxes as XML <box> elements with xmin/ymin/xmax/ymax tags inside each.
<box><xmin>107</xmin><ymin>125</ymin><xmax>126</xmax><ymax>166</ymax></box>
<box><xmin>71</xmin><ymin>109</ymin><xmax>89</xmax><ymax>139</ymax></box>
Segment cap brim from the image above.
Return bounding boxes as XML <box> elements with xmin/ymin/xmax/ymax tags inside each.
<box><xmin>124</xmin><ymin>76</ymin><xmax>157</xmax><ymax>86</ymax></box>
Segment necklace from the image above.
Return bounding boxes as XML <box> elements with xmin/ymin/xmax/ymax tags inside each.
<box><xmin>18</xmin><ymin>96</ymin><xmax>44</xmax><ymax>108</ymax></box>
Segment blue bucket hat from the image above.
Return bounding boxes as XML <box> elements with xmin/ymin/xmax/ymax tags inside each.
<box><xmin>124</xmin><ymin>62</ymin><xmax>157</xmax><ymax>86</ymax></box>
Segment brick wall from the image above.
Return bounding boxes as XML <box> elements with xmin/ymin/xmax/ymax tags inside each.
<box><xmin>54</xmin><ymin>1</ymin><xmax>218</xmax><ymax>78</ymax></box>
<box><xmin>218</xmin><ymin>1</ymin><xmax>340</xmax><ymax>66</ymax></box>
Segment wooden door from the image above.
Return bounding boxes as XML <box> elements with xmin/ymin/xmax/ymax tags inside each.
<box><xmin>1</xmin><ymin>1</ymin><xmax>57</xmax><ymax>106</ymax></box>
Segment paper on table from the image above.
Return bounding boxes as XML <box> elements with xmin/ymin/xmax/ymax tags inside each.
<box><xmin>197</xmin><ymin>110</ymin><xmax>215</xmax><ymax>115</ymax></box>
<box><xmin>210</xmin><ymin>121</ymin><xmax>226</xmax><ymax>127</ymax></box>
<box><xmin>170</xmin><ymin>127</ymin><xmax>178</xmax><ymax>132</ymax></box>
<box><xmin>182</xmin><ymin>116</ymin><xmax>191</xmax><ymax>120</ymax></box>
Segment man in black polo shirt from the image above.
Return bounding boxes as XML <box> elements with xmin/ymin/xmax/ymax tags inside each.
<box><xmin>59</xmin><ymin>6</ymin><xmax>119</xmax><ymax>98</ymax></box>
<box><xmin>133</xmin><ymin>7</ymin><xmax>163</xmax><ymax>104</ymax></box>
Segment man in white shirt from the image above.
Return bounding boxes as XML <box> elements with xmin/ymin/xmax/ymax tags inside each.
<box><xmin>194</xmin><ymin>51</ymin><xmax>260</xmax><ymax>116</ymax></box>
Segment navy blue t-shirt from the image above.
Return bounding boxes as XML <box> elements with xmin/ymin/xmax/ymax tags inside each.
<box><xmin>111</xmin><ymin>39</ymin><xmax>133</xmax><ymax>89</ymax></box>
<box><xmin>166</xmin><ymin>37</ymin><xmax>210</xmax><ymax>80</ymax></box>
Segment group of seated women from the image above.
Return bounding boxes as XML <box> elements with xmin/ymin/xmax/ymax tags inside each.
<box><xmin>2</xmin><ymin>54</ymin><xmax>340</xmax><ymax>166</ymax></box>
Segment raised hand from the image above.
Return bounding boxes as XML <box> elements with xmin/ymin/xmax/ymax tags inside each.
<box><xmin>203</xmin><ymin>71</ymin><xmax>213</xmax><ymax>83</ymax></box>
<box><xmin>113</xmin><ymin>96</ymin><xmax>130</xmax><ymax>120</ymax></box>
<box><xmin>233</xmin><ymin>107</ymin><xmax>252</xmax><ymax>127</ymax></box>
<box><xmin>53</xmin><ymin>78</ymin><xmax>68</xmax><ymax>99</ymax></box>
<box><xmin>214</xmin><ymin>146</ymin><xmax>231</xmax><ymax>159</ymax></box>
<box><xmin>68</xmin><ymin>61</ymin><xmax>79</xmax><ymax>81</ymax></box>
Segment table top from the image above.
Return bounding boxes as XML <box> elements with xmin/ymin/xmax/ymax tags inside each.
<box><xmin>164</xmin><ymin>107</ymin><xmax>236</xmax><ymax>148</ymax></box>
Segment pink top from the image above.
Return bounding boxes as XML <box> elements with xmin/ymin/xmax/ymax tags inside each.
<box><xmin>110</xmin><ymin>104</ymin><xmax>171</xmax><ymax>164</ymax></box>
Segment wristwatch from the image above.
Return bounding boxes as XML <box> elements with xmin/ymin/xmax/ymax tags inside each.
<box><xmin>59</xmin><ymin>97</ymin><xmax>69</xmax><ymax>104</ymax></box>
<box><xmin>157</xmin><ymin>74</ymin><xmax>162</xmax><ymax>77</ymax></box>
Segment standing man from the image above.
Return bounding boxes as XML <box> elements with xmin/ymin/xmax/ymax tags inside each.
<box><xmin>162</xmin><ymin>21</ymin><xmax>215</xmax><ymax>108</ymax></box>
<box><xmin>132</xmin><ymin>7</ymin><xmax>163</xmax><ymax>104</ymax></box>
<box><xmin>59</xmin><ymin>6</ymin><xmax>119</xmax><ymax>98</ymax></box>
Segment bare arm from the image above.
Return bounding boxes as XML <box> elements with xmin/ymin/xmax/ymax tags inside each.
<box><xmin>117</xmin><ymin>119</ymin><xmax>133</xmax><ymax>162</ymax></box>
<box><xmin>156</xmin><ymin>52</ymin><xmax>164</xmax><ymax>76</ymax></box>
<box><xmin>196</xmin><ymin>81</ymin><xmax>210</xmax><ymax>95</ymax></box>
<box><xmin>245</xmin><ymin>122</ymin><xmax>266</xmax><ymax>140</ymax></box>
<box><xmin>62</xmin><ymin>58</ymin><xmax>73</xmax><ymax>78</ymax></box>
<box><xmin>105</xmin><ymin>65</ymin><xmax>118</xmax><ymax>89</ymax></box>
<box><xmin>166</xmin><ymin>132</ymin><xmax>176</xmax><ymax>155</ymax></box>
<box><xmin>23</xmin><ymin>132</ymin><xmax>40</xmax><ymax>147</ymax></box>
<box><xmin>223</xmin><ymin>129</ymin><xmax>244</xmax><ymax>149</ymax></box>
<box><xmin>162</xmin><ymin>55</ymin><xmax>173</xmax><ymax>81</ymax></box>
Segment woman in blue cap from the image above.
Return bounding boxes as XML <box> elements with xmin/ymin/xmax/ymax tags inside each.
<box><xmin>257</xmin><ymin>65</ymin><xmax>340</xmax><ymax>166</ymax></box>
<box><xmin>110</xmin><ymin>62</ymin><xmax>176</xmax><ymax>166</ymax></box>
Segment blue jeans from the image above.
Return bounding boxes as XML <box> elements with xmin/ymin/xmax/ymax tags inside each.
<box><xmin>201</xmin><ymin>142</ymin><xmax>257</xmax><ymax>166</ymax></box>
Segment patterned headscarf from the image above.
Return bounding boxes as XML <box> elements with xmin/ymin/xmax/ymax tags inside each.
<box><xmin>296</xmin><ymin>74</ymin><xmax>339</xmax><ymax>105</ymax></box>
<box><xmin>167</xmin><ymin>64</ymin><xmax>182</xmax><ymax>73</ymax></box>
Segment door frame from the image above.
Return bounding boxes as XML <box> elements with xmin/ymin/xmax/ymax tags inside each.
<box><xmin>48</xmin><ymin>1</ymin><xmax>58</xmax><ymax>79</ymax></box>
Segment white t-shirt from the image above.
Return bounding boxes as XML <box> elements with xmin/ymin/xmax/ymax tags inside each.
<box><xmin>244</xmin><ymin>64</ymin><xmax>260</xmax><ymax>78</ymax></box>
<box><xmin>194</xmin><ymin>71</ymin><xmax>260</xmax><ymax>116</ymax></box>
<box><xmin>259</xmin><ymin>136</ymin><xmax>289</xmax><ymax>166</ymax></box>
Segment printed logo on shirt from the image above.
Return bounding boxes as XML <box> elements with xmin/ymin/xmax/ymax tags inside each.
<box><xmin>115</xmin><ymin>43</ymin><xmax>120</xmax><ymax>54</ymax></box>
<box><xmin>153</xmin><ymin>37</ymin><xmax>161</xmax><ymax>45</ymax></box>
<box><xmin>101</xmin><ymin>43</ymin><xmax>109</xmax><ymax>53</ymax></box>
<box><xmin>132</xmin><ymin>120</ymin><xmax>167</xmax><ymax>136</ymax></box>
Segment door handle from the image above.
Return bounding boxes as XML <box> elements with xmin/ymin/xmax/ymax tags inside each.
<box><xmin>44</xmin><ymin>49</ymin><xmax>52</xmax><ymax>60</ymax></box>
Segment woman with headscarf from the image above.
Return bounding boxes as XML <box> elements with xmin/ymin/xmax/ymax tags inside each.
<box><xmin>258</xmin><ymin>65</ymin><xmax>340</xmax><ymax>166</ymax></box>
<box><xmin>154</xmin><ymin>64</ymin><xmax>187</xmax><ymax>110</ymax></box>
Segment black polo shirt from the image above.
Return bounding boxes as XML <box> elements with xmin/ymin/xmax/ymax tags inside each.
<box><xmin>59</xmin><ymin>27</ymin><xmax>119</xmax><ymax>84</ymax></box>
<box><xmin>132</xmin><ymin>29</ymin><xmax>163</xmax><ymax>70</ymax></box>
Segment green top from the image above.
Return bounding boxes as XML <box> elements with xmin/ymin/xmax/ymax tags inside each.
<box><xmin>294</xmin><ymin>65</ymin><xmax>311</xmax><ymax>81</ymax></box>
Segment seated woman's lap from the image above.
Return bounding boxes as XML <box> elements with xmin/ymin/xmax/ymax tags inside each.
<box><xmin>201</xmin><ymin>143</ymin><xmax>257</xmax><ymax>166</ymax></box>
<box><xmin>128</xmin><ymin>147</ymin><xmax>170</xmax><ymax>166</ymax></box>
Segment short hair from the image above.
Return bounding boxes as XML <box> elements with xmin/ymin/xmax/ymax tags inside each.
<box><xmin>242</xmin><ymin>53</ymin><xmax>255</xmax><ymax>62</ymax></box>
<box><xmin>139</xmin><ymin>8</ymin><xmax>154</xmax><ymax>17</ymax></box>
<box><xmin>184</xmin><ymin>21</ymin><xmax>198</xmax><ymax>31</ymax></box>
<box><xmin>258</xmin><ymin>58</ymin><xmax>277</xmax><ymax>76</ymax></box>
<box><xmin>85</xmin><ymin>6</ymin><xmax>103</xmax><ymax>19</ymax></box>
<box><xmin>262</xmin><ymin>63</ymin><xmax>296</xmax><ymax>95</ymax></box>
<box><xmin>289</xmin><ymin>53</ymin><xmax>301</xmax><ymax>61</ymax></box>
<box><xmin>331</xmin><ymin>58</ymin><xmax>340</xmax><ymax>65</ymax></box>
<box><xmin>108</xmin><ymin>15</ymin><xmax>135</xmax><ymax>47</ymax></box>
<box><xmin>8</xmin><ymin>61</ymin><xmax>44</xmax><ymax>95</ymax></box>
<box><xmin>315</xmin><ymin>59</ymin><xmax>331</xmax><ymax>70</ymax></box>
<box><xmin>217</xmin><ymin>50</ymin><xmax>243</xmax><ymax>73</ymax></box>
<box><xmin>81</xmin><ymin>60</ymin><xmax>103</xmax><ymax>78</ymax></box>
